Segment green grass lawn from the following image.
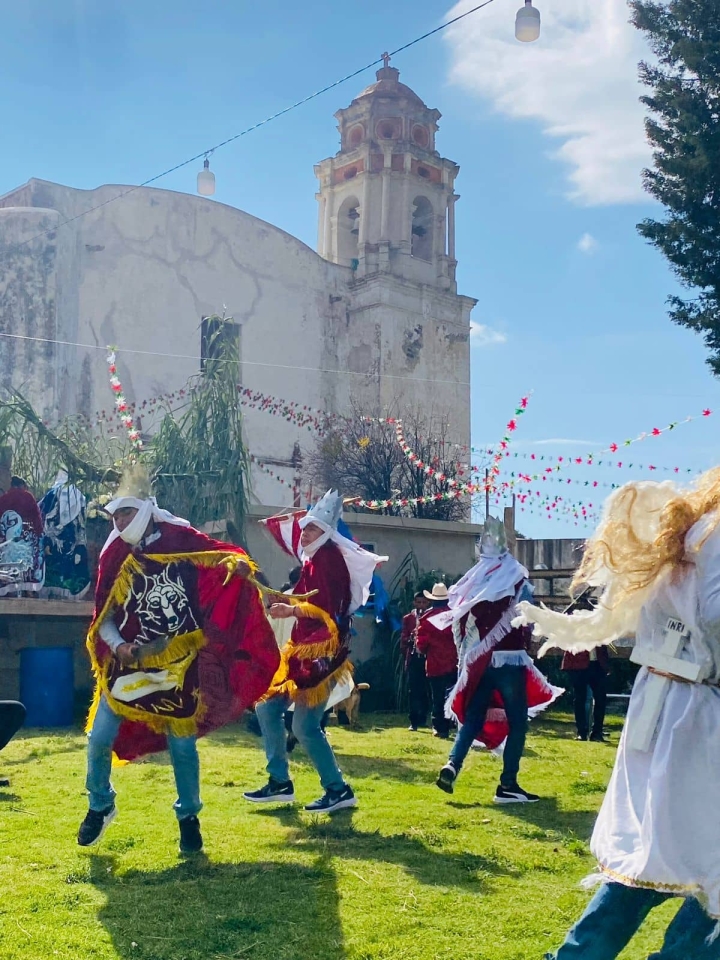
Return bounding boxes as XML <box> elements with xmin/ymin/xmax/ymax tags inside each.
<box><xmin>0</xmin><ymin>710</ymin><xmax>679</xmax><ymax>960</ymax></box>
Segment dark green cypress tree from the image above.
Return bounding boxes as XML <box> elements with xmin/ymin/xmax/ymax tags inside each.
<box><xmin>631</xmin><ymin>0</ymin><xmax>720</xmax><ymax>373</ymax></box>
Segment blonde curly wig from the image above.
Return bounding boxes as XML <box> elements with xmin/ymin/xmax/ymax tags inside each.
<box><xmin>515</xmin><ymin>468</ymin><xmax>720</xmax><ymax>655</ymax></box>
<box><xmin>573</xmin><ymin>467</ymin><xmax>720</xmax><ymax>601</ymax></box>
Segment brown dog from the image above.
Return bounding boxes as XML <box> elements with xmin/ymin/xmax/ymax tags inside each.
<box><xmin>333</xmin><ymin>682</ymin><xmax>370</xmax><ymax>726</ymax></box>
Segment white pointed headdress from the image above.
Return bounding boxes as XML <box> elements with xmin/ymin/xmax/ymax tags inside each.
<box><xmin>299</xmin><ymin>489</ymin><xmax>343</xmax><ymax>532</ymax></box>
<box><xmin>298</xmin><ymin>489</ymin><xmax>388</xmax><ymax>614</ymax></box>
<box><xmin>478</xmin><ymin>515</ymin><xmax>507</xmax><ymax>558</ymax></box>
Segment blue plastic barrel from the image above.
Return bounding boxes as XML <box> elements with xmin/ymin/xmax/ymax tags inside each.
<box><xmin>20</xmin><ymin>646</ymin><xmax>74</xmax><ymax>727</ymax></box>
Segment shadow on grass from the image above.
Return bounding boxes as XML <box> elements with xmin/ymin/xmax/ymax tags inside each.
<box><xmin>488</xmin><ymin>795</ymin><xmax>597</xmax><ymax>841</ymax></box>
<box><xmin>88</xmin><ymin>853</ymin><xmax>345</xmax><ymax>960</ymax></box>
<box><xmin>4</xmin><ymin>729</ymin><xmax>86</xmax><ymax>766</ymax></box>
<box><xmin>319</xmin><ymin>751</ymin><xmax>432</xmax><ymax>784</ymax></box>
<box><xmin>255</xmin><ymin>805</ymin><xmax>511</xmax><ymax>892</ymax></box>
<box><xmin>533</xmin><ymin>713</ymin><xmax>625</xmax><ymax>741</ymax></box>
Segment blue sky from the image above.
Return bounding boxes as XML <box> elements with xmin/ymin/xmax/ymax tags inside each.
<box><xmin>2</xmin><ymin>0</ymin><xmax>718</xmax><ymax>537</ymax></box>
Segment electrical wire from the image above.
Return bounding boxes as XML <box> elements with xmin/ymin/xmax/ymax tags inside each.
<box><xmin>0</xmin><ymin>331</ymin><xmax>470</xmax><ymax>387</ymax></box>
<box><xmin>6</xmin><ymin>0</ymin><xmax>497</xmax><ymax>255</ymax></box>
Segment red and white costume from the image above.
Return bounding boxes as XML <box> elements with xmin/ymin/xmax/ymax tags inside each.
<box><xmin>262</xmin><ymin>504</ymin><xmax>386</xmax><ymax>707</ymax></box>
<box><xmin>440</xmin><ymin>551</ymin><xmax>563</xmax><ymax>750</ymax></box>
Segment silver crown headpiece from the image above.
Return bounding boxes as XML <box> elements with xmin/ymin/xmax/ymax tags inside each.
<box><xmin>301</xmin><ymin>489</ymin><xmax>343</xmax><ymax>531</ymax></box>
<box><xmin>478</xmin><ymin>515</ymin><xmax>507</xmax><ymax>558</ymax></box>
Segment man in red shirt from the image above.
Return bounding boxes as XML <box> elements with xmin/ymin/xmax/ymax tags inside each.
<box><xmin>416</xmin><ymin>584</ymin><xmax>457</xmax><ymax>739</ymax></box>
<box><xmin>400</xmin><ymin>592</ymin><xmax>431</xmax><ymax>731</ymax></box>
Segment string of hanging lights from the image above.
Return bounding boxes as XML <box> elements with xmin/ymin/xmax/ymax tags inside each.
<box><xmin>196</xmin><ymin>1</ymin><xmax>541</xmax><ymax>194</ymax></box>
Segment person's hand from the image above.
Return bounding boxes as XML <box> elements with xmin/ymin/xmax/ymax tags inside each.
<box><xmin>116</xmin><ymin>642</ymin><xmax>140</xmax><ymax>665</ymax></box>
<box><xmin>268</xmin><ymin>603</ymin><xmax>296</xmax><ymax>620</ymax></box>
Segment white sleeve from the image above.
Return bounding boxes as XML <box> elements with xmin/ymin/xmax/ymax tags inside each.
<box><xmin>696</xmin><ymin>526</ymin><xmax>720</xmax><ymax>627</ymax></box>
<box><xmin>98</xmin><ymin>610</ymin><xmax>124</xmax><ymax>652</ymax></box>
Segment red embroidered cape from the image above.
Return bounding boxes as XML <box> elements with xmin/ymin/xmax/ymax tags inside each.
<box><xmin>87</xmin><ymin>523</ymin><xmax>279</xmax><ymax>761</ymax></box>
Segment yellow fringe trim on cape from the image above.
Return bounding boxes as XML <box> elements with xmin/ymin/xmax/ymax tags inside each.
<box><xmin>288</xmin><ymin>660</ymin><xmax>355</xmax><ymax>708</ymax></box>
<box><xmin>263</xmin><ymin>600</ymin><xmax>353</xmax><ymax>706</ymax></box>
<box><xmin>84</xmin><ymin>547</ymin><xmax>262</xmax><ymax>757</ymax></box>
<box><xmin>85</xmin><ymin>547</ymin><xmax>259</xmax><ymax>710</ymax></box>
<box><xmin>143</xmin><ymin>550</ymin><xmax>258</xmax><ymax>586</ymax></box>
<box><xmin>86</xmin><ymin>627</ymin><xmax>208</xmax><ymax>736</ymax></box>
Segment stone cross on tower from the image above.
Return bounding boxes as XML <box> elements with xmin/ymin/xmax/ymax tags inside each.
<box><xmin>628</xmin><ymin>617</ymin><xmax>706</xmax><ymax>752</ymax></box>
<box><xmin>381</xmin><ymin>52</ymin><xmax>391</xmax><ymax>69</ymax></box>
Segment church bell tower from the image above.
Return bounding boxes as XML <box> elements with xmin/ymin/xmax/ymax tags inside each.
<box><xmin>315</xmin><ymin>58</ymin><xmax>460</xmax><ymax>292</ymax></box>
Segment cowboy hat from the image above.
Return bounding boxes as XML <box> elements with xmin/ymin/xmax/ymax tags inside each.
<box><xmin>423</xmin><ymin>583</ymin><xmax>449</xmax><ymax>602</ymax></box>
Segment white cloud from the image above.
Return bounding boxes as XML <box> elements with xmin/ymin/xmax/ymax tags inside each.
<box><xmin>578</xmin><ymin>232</ymin><xmax>598</xmax><ymax>254</ymax></box>
<box><xmin>444</xmin><ymin>0</ymin><xmax>652</xmax><ymax>205</ymax></box>
<box><xmin>470</xmin><ymin>321</ymin><xmax>507</xmax><ymax>346</ymax></box>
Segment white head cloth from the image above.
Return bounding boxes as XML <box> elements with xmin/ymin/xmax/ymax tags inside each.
<box><xmin>513</xmin><ymin>480</ymin><xmax>684</xmax><ymax>657</ymax></box>
<box><xmin>298</xmin><ymin>513</ymin><xmax>387</xmax><ymax>615</ymax></box>
<box><xmin>100</xmin><ymin>496</ymin><xmax>191</xmax><ymax>556</ymax></box>
<box><xmin>430</xmin><ymin>550</ymin><xmax>528</xmax><ymax>629</ymax></box>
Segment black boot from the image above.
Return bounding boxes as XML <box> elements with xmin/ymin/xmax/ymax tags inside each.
<box><xmin>179</xmin><ymin>815</ymin><xmax>203</xmax><ymax>854</ymax></box>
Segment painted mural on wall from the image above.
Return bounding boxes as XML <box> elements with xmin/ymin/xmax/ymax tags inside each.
<box><xmin>0</xmin><ymin>488</ymin><xmax>45</xmax><ymax>596</ymax></box>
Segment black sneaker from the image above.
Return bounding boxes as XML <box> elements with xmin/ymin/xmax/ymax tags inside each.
<box><xmin>575</xmin><ymin>734</ymin><xmax>589</xmax><ymax>741</ymax></box>
<box><xmin>0</xmin><ymin>777</ymin><xmax>9</xmax><ymax>788</ymax></box>
<box><xmin>304</xmin><ymin>784</ymin><xmax>357</xmax><ymax>813</ymax></box>
<box><xmin>408</xmin><ymin>725</ymin><xmax>418</xmax><ymax>732</ymax></box>
<box><xmin>494</xmin><ymin>784</ymin><xmax>540</xmax><ymax>804</ymax></box>
<box><xmin>243</xmin><ymin>778</ymin><xmax>296</xmax><ymax>804</ymax></box>
<box><xmin>77</xmin><ymin>805</ymin><xmax>117</xmax><ymax>846</ymax></box>
<box><xmin>436</xmin><ymin>763</ymin><xmax>457</xmax><ymax>794</ymax></box>
<box><xmin>589</xmin><ymin>733</ymin><xmax>607</xmax><ymax>742</ymax></box>
<box><xmin>179</xmin><ymin>815</ymin><xmax>203</xmax><ymax>854</ymax></box>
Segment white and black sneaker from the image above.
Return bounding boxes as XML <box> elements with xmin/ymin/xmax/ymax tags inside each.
<box><xmin>494</xmin><ymin>783</ymin><xmax>540</xmax><ymax>804</ymax></box>
<box><xmin>77</xmin><ymin>805</ymin><xmax>117</xmax><ymax>846</ymax></box>
<box><xmin>304</xmin><ymin>784</ymin><xmax>357</xmax><ymax>813</ymax></box>
<box><xmin>243</xmin><ymin>778</ymin><xmax>296</xmax><ymax>804</ymax></box>
<box><xmin>436</xmin><ymin>763</ymin><xmax>457</xmax><ymax>794</ymax></box>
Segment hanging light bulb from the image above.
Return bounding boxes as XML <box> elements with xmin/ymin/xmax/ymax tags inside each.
<box><xmin>515</xmin><ymin>0</ymin><xmax>541</xmax><ymax>42</ymax></box>
<box><xmin>197</xmin><ymin>156</ymin><xmax>215</xmax><ymax>196</ymax></box>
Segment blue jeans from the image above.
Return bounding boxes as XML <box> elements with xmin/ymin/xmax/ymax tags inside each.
<box><xmin>448</xmin><ymin>664</ymin><xmax>527</xmax><ymax>787</ymax></box>
<box><xmin>255</xmin><ymin>693</ymin><xmax>346</xmax><ymax>792</ymax></box>
<box><xmin>545</xmin><ymin>882</ymin><xmax>720</xmax><ymax>959</ymax></box>
<box><xmin>86</xmin><ymin>695</ymin><xmax>202</xmax><ymax>820</ymax></box>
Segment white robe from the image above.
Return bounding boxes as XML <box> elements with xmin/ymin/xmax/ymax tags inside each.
<box><xmin>592</xmin><ymin>522</ymin><xmax>720</xmax><ymax>916</ymax></box>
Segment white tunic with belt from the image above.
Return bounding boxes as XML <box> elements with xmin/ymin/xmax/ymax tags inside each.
<box><xmin>591</xmin><ymin>520</ymin><xmax>720</xmax><ymax>916</ymax></box>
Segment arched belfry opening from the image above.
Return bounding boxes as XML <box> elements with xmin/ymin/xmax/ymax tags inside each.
<box><xmin>314</xmin><ymin>57</ymin><xmax>460</xmax><ymax>291</ymax></box>
<box><xmin>337</xmin><ymin>196</ymin><xmax>360</xmax><ymax>265</ymax></box>
<box><xmin>411</xmin><ymin>197</ymin><xmax>434</xmax><ymax>261</ymax></box>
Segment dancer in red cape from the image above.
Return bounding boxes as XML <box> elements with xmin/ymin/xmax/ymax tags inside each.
<box><xmin>434</xmin><ymin>516</ymin><xmax>563</xmax><ymax>803</ymax></box>
<box><xmin>78</xmin><ymin>469</ymin><xmax>279</xmax><ymax>854</ymax></box>
<box><xmin>244</xmin><ymin>490</ymin><xmax>386</xmax><ymax>813</ymax></box>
